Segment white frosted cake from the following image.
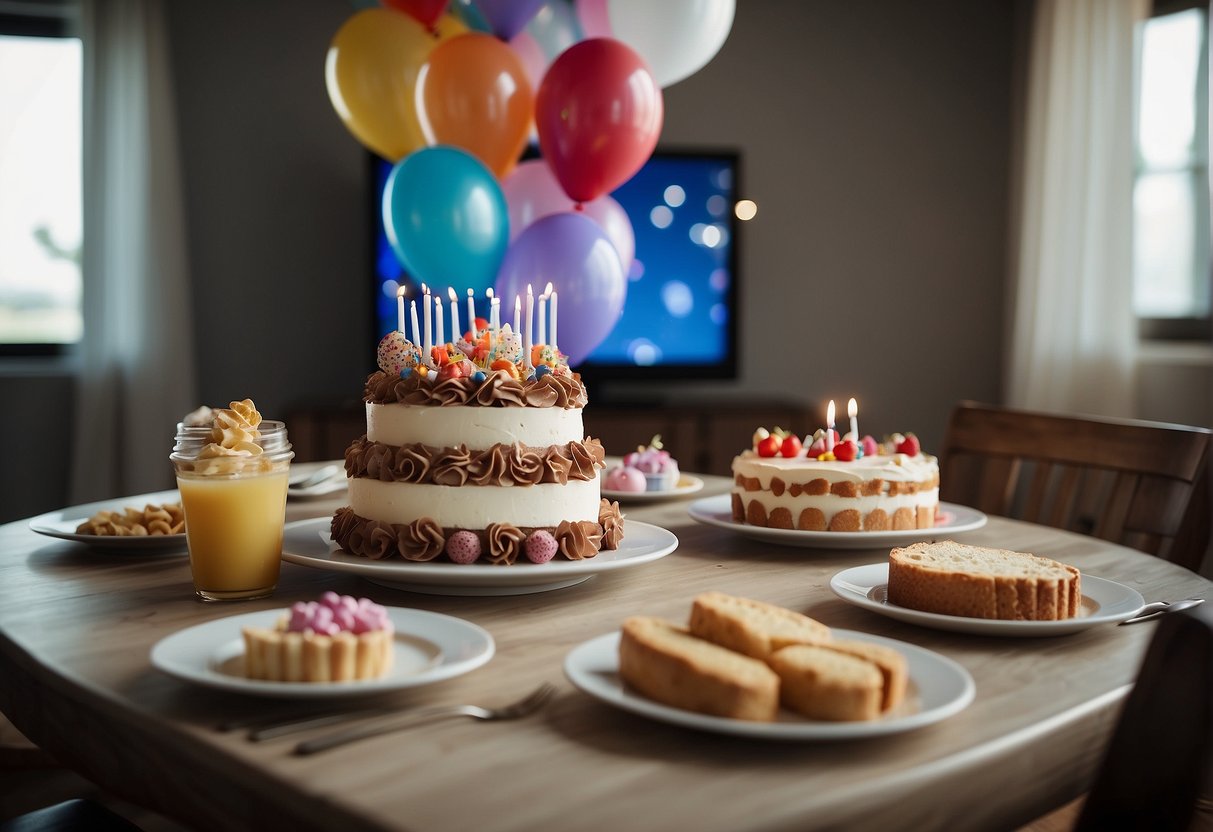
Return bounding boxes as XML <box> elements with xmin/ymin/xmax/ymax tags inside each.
<box><xmin>731</xmin><ymin>429</ymin><xmax>938</xmax><ymax>532</ymax></box>
<box><xmin>332</xmin><ymin>323</ymin><xmax>624</xmax><ymax>564</ymax></box>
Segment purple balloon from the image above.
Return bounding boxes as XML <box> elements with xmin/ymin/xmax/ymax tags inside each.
<box><xmin>495</xmin><ymin>212</ymin><xmax>626</xmax><ymax>366</ymax></box>
<box><xmin>502</xmin><ymin>159</ymin><xmax>635</xmax><ymax>271</ymax></box>
<box><xmin>474</xmin><ymin>0</ymin><xmax>546</xmax><ymax>40</ymax></box>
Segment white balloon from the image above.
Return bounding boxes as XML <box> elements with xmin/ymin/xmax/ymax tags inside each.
<box><xmin>605</xmin><ymin>0</ymin><xmax>735</xmax><ymax>88</ymax></box>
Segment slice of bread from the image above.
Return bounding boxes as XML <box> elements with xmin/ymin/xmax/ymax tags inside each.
<box><xmin>688</xmin><ymin>591</ymin><xmax>832</xmax><ymax>659</ymax></box>
<box><xmin>821</xmin><ymin>639</ymin><xmax>908</xmax><ymax>712</ymax></box>
<box><xmin>767</xmin><ymin>644</ymin><xmax>883</xmax><ymax>721</ymax></box>
<box><xmin>887</xmin><ymin>540</ymin><xmax>1081</xmax><ymax>621</ymax></box>
<box><xmin>618</xmin><ymin>616</ymin><xmax>780</xmax><ymax>722</ymax></box>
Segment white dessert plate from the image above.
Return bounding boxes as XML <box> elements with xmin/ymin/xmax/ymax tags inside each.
<box><xmin>280</xmin><ymin>517</ymin><xmax>679</xmax><ymax>596</ymax></box>
<box><xmin>687</xmin><ymin>494</ymin><xmax>987</xmax><ymax>550</ymax></box>
<box><xmin>150</xmin><ymin>606</ymin><xmax>494</xmax><ymax>698</ymax></box>
<box><xmin>28</xmin><ymin>489</ymin><xmax>188</xmax><ymax>554</ymax></box>
<box><xmin>287</xmin><ymin>464</ymin><xmax>348</xmax><ymax>501</ymax></box>
<box><xmin>601</xmin><ymin>474</ymin><xmax>705</xmax><ymax>503</ymax></box>
<box><xmin>564</xmin><ymin>629</ymin><xmax>974</xmax><ymax>741</ymax></box>
<box><xmin>830</xmin><ymin>563</ymin><xmax>1146</xmax><ymax>636</ymax></box>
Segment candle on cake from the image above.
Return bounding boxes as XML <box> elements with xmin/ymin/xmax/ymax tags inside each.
<box><xmin>467</xmin><ymin>288</ymin><xmax>476</xmax><ymax>340</ymax></box>
<box><xmin>396</xmin><ymin>285</ymin><xmax>406</xmax><ymax>334</ymax></box>
<box><xmin>538</xmin><ymin>289</ymin><xmax>547</xmax><ymax>346</ymax></box>
<box><xmin>410</xmin><ymin>299</ymin><xmax>421</xmax><ymax>348</ymax></box>
<box><xmin>524</xmin><ymin>284</ymin><xmax>534</xmax><ymax>372</ymax></box>
<box><xmin>422</xmin><ymin>284</ymin><xmax>432</xmax><ymax>367</ymax></box>
<box><xmin>551</xmin><ymin>290</ymin><xmax>558</xmax><ymax>352</ymax></box>
<box><xmin>435</xmin><ymin>292</ymin><xmax>445</xmax><ymax>347</ymax></box>
<box><xmin>448</xmin><ymin>287</ymin><xmax>459</xmax><ymax>343</ymax></box>
<box><xmin>848</xmin><ymin>398</ymin><xmax>859</xmax><ymax>443</ymax></box>
<box><xmin>826</xmin><ymin>400</ymin><xmax>836</xmax><ymax>452</ymax></box>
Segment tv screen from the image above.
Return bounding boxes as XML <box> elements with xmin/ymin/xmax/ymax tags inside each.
<box><xmin>371</xmin><ymin>148</ymin><xmax>740</xmax><ymax>384</ymax></box>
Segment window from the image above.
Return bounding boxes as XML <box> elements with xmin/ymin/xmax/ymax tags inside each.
<box><xmin>1133</xmin><ymin>5</ymin><xmax>1211</xmax><ymax>339</ymax></box>
<box><xmin>0</xmin><ymin>3</ymin><xmax>81</xmax><ymax>354</ymax></box>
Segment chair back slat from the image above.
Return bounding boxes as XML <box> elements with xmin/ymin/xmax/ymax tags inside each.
<box><xmin>940</xmin><ymin>401</ymin><xmax>1211</xmax><ymax>570</ymax></box>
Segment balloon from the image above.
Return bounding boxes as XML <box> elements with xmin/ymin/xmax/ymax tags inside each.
<box><xmin>584</xmin><ymin>0</ymin><xmax>735</xmax><ymax>88</ymax></box>
<box><xmin>502</xmin><ymin>160</ymin><xmax>634</xmax><ymax>271</ymax></box>
<box><xmin>508</xmin><ymin>31</ymin><xmax>546</xmax><ymax>92</ymax></box>
<box><xmin>382</xmin><ymin>0</ymin><xmax>450</xmax><ymax>27</ymax></box>
<box><xmin>473</xmin><ymin>0</ymin><xmax>546</xmax><ymax>40</ymax></box>
<box><xmin>535</xmin><ymin>38</ymin><xmax>662</xmax><ymax>203</ymax></box>
<box><xmin>495</xmin><ymin>212</ymin><xmax>626</xmax><ymax>366</ymax></box>
<box><xmin>383</xmin><ymin>146</ymin><xmax>509</xmax><ymax>293</ymax></box>
<box><xmin>325</xmin><ymin>9</ymin><xmax>466</xmax><ymax>161</ymax></box>
<box><xmin>526</xmin><ymin>0</ymin><xmax>582</xmax><ymax>59</ymax></box>
<box><xmin>417</xmin><ymin>33</ymin><xmax>534</xmax><ymax>179</ymax></box>
<box><xmin>448</xmin><ymin>0</ymin><xmax>492</xmax><ymax>31</ymax></box>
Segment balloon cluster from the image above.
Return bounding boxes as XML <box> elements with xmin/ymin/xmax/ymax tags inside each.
<box><xmin>327</xmin><ymin>0</ymin><xmax>735</xmax><ymax>365</ymax></box>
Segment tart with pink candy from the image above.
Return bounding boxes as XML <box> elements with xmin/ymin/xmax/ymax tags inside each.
<box><xmin>731</xmin><ymin>404</ymin><xmax>939</xmax><ymax>533</ymax></box>
<box><xmin>605</xmin><ymin>435</ymin><xmax>681</xmax><ymax>493</ymax></box>
<box><xmin>242</xmin><ymin>592</ymin><xmax>394</xmax><ymax>682</ymax></box>
<box><xmin>331</xmin><ymin>293</ymin><xmax>624</xmax><ymax>566</ymax></box>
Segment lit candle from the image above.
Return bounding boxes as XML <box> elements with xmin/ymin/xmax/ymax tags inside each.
<box><xmin>396</xmin><ymin>285</ymin><xmax>406</xmax><ymax>334</ymax></box>
<box><xmin>524</xmin><ymin>284</ymin><xmax>534</xmax><ymax>372</ymax></box>
<box><xmin>537</xmin><ymin>291</ymin><xmax>547</xmax><ymax>346</ymax></box>
<box><xmin>410</xmin><ymin>300</ymin><xmax>421</xmax><ymax>348</ymax></box>
<box><xmin>550</xmin><ymin>290</ymin><xmax>558</xmax><ymax>352</ymax></box>
<box><xmin>848</xmin><ymin>397</ymin><xmax>859</xmax><ymax>443</ymax></box>
<box><xmin>435</xmin><ymin>292</ymin><xmax>445</xmax><ymax>347</ymax></box>
<box><xmin>467</xmin><ymin>288</ymin><xmax>476</xmax><ymax>340</ymax></box>
<box><xmin>448</xmin><ymin>287</ymin><xmax>459</xmax><ymax>342</ymax></box>
<box><xmin>826</xmin><ymin>399</ymin><xmax>836</xmax><ymax>452</ymax></box>
<box><xmin>423</xmin><ymin>285</ymin><xmax>432</xmax><ymax>367</ymax></box>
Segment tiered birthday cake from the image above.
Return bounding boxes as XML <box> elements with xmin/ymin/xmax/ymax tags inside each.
<box><xmin>731</xmin><ymin>403</ymin><xmax>939</xmax><ymax>532</ymax></box>
<box><xmin>332</xmin><ymin>288</ymin><xmax>623</xmax><ymax>565</ymax></box>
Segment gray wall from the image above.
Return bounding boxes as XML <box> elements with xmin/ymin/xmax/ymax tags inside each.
<box><xmin>3</xmin><ymin>0</ymin><xmax>1017</xmax><ymax>521</ymax></box>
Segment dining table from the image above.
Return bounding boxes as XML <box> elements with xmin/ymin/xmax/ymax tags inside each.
<box><xmin>2</xmin><ymin>464</ymin><xmax>1211</xmax><ymax>832</ymax></box>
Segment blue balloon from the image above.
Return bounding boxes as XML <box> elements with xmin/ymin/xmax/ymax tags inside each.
<box><xmin>382</xmin><ymin>146</ymin><xmax>509</xmax><ymax>293</ymax></box>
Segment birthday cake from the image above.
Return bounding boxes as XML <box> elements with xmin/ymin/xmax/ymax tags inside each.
<box><xmin>331</xmin><ymin>288</ymin><xmax>624</xmax><ymax>564</ymax></box>
<box><xmin>731</xmin><ymin>407</ymin><xmax>939</xmax><ymax>532</ymax></box>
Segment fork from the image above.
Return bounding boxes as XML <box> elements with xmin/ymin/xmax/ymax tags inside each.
<box><xmin>292</xmin><ymin>683</ymin><xmax>557</xmax><ymax>756</ymax></box>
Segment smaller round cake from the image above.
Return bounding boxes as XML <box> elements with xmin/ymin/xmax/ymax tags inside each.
<box><xmin>731</xmin><ymin>427</ymin><xmax>939</xmax><ymax>532</ymax></box>
<box><xmin>605</xmin><ymin>435</ymin><xmax>680</xmax><ymax>493</ymax></box>
<box><xmin>242</xmin><ymin>592</ymin><xmax>394</xmax><ymax>682</ymax></box>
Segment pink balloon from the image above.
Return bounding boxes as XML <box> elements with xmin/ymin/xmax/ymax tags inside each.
<box><xmin>502</xmin><ymin>159</ymin><xmax>634</xmax><ymax>271</ymax></box>
<box><xmin>574</xmin><ymin>0</ymin><xmax>611</xmax><ymax>38</ymax></box>
<box><xmin>535</xmin><ymin>38</ymin><xmax>663</xmax><ymax>203</ymax></box>
<box><xmin>508</xmin><ymin>31</ymin><xmax>546</xmax><ymax>92</ymax></box>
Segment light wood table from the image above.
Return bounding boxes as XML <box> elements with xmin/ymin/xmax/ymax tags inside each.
<box><xmin>2</xmin><ymin>470</ymin><xmax>1210</xmax><ymax>832</ymax></box>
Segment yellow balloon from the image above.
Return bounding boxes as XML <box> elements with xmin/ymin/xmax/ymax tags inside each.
<box><xmin>325</xmin><ymin>9</ymin><xmax>468</xmax><ymax>162</ymax></box>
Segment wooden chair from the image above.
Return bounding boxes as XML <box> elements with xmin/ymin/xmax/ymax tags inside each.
<box><xmin>939</xmin><ymin>401</ymin><xmax>1212</xmax><ymax>570</ymax></box>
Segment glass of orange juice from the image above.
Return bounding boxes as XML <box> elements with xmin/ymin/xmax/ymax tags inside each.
<box><xmin>171</xmin><ymin>418</ymin><xmax>293</xmax><ymax>601</ymax></box>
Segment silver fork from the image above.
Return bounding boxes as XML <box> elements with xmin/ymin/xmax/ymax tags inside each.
<box><xmin>292</xmin><ymin>683</ymin><xmax>557</xmax><ymax>756</ymax></box>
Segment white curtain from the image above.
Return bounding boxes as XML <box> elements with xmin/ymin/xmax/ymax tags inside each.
<box><xmin>1006</xmin><ymin>0</ymin><xmax>1148</xmax><ymax>417</ymax></box>
<box><xmin>71</xmin><ymin>0</ymin><xmax>195</xmax><ymax>502</ymax></box>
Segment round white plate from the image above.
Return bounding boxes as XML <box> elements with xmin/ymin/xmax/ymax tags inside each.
<box><xmin>830</xmin><ymin>563</ymin><xmax>1146</xmax><ymax>636</ymax></box>
<box><xmin>564</xmin><ymin>629</ymin><xmax>974</xmax><ymax>740</ymax></box>
<box><xmin>150</xmin><ymin>606</ymin><xmax>494</xmax><ymax>698</ymax></box>
<box><xmin>280</xmin><ymin>517</ymin><xmax>679</xmax><ymax>596</ymax></box>
<box><xmin>602</xmin><ymin>474</ymin><xmax>705</xmax><ymax>503</ymax></box>
<box><xmin>28</xmin><ymin>489</ymin><xmax>188</xmax><ymax>554</ymax></box>
<box><xmin>687</xmin><ymin>494</ymin><xmax>987</xmax><ymax>549</ymax></box>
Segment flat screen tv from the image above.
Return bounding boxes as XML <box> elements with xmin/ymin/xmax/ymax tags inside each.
<box><xmin>371</xmin><ymin>147</ymin><xmax>740</xmax><ymax>392</ymax></box>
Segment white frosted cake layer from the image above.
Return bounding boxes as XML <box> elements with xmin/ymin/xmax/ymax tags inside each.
<box><xmin>731</xmin><ymin>450</ymin><xmax>939</xmax><ymax>485</ymax></box>
<box><xmin>366</xmin><ymin>402</ymin><xmax>585</xmax><ymax>449</ymax></box>
<box><xmin>349</xmin><ymin>478</ymin><xmax>602</xmax><ymax>529</ymax></box>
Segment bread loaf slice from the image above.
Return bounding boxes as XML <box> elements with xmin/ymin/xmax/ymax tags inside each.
<box><xmin>887</xmin><ymin>540</ymin><xmax>1081</xmax><ymax>621</ymax></box>
<box><xmin>767</xmin><ymin>644</ymin><xmax>883</xmax><ymax>721</ymax></box>
<box><xmin>688</xmin><ymin>591</ymin><xmax>832</xmax><ymax>659</ymax></box>
<box><xmin>618</xmin><ymin>616</ymin><xmax>780</xmax><ymax>721</ymax></box>
<box><xmin>821</xmin><ymin>639</ymin><xmax>908</xmax><ymax>712</ymax></box>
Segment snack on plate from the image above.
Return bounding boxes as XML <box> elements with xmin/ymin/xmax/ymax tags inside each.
<box><xmin>731</xmin><ymin>423</ymin><xmax>939</xmax><ymax>532</ymax></box>
<box><xmin>75</xmin><ymin>502</ymin><xmax>185</xmax><ymax>536</ymax></box>
<box><xmin>887</xmin><ymin>540</ymin><xmax>1081</xmax><ymax>621</ymax></box>
<box><xmin>331</xmin><ymin>316</ymin><xmax>623</xmax><ymax>565</ymax></box>
<box><xmin>618</xmin><ymin>593</ymin><xmax>908</xmax><ymax>722</ymax></box>
<box><xmin>605</xmin><ymin>436</ymin><xmax>680</xmax><ymax>493</ymax></box>
<box><xmin>618</xmin><ymin>616</ymin><xmax>780</xmax><ymax>721</ymax></box>
<box><xmin>242</xmin><ymin>592</ymin><xmax>394</xmax><ymax>682</ymax></box>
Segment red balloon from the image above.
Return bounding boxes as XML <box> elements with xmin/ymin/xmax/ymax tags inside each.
<box><xmin>382</xmin><ymin>0</ymin><xmax>450</xmax><ymax>27</ymax></box>
<box><xmin>535</xmin><ymin>38</ymin><xmax>663</xmax><ymax>203</ymax></box>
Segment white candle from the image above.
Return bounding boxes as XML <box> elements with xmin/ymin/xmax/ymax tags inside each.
<box><xmin>448</xmin><ymin>287</ymin><xmax>459</xmax><ymax>342</ymax></box>
<box><xmin>848</xmin><ymin>398</ymin><xmax>859</xmax><ymax>443</ymax></box>
<box><xmin>410</xmin><ymin>300</ymin><xmax>421</xmax><ymax>349</ymax></box>
<box><xmin>490</xmin><ymin>295</ymin><xmax>500</xmax><ymax>333</ymax></box>
<box><xmin>396</xmin><ymin>285</ymin><xmax>406</xmax><ymax>334</ymax></box>
<box><xmin>551</xmin><ymin>291</ymin><xmax>558</xmax><ymax>352</ymax></box>
<box><xmin>467</xmin><ymin>289</ymin><xmax>477</xmax><ymax>340</ymax></box>
<box><xmin>513</xmin><ymin>295</ymin><xmax>520</xmax><ymax>336</ymax></box>
<box><xmin>538</xmin><ymin>292</ymin><xmax>547</xmax><ymax>346</ymax></box>
<box><xmin>423</xmin><ymin>286</ymin><xmax>432</xmax><ymax>367</ymax></box>
<box><xmin>524</xmin><ymin>284</ymin><xmax>534</xmax><ymax>371</ymax></box>
<box><xmin>826</xmin><ymin>399</ymin><xmax>836</xmax><ymax>452</ymax></box>
<box><xmin>435</xmin><ymin>293</ymin><xmax>445</xmax><ymax>346</ymax></box>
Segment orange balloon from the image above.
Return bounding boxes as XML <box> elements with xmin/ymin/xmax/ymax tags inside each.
<box><xmin>325</xmin><ymin>9</ymin><xmax>467</xmax><ymax>161</ymax></box>
<box><xmin>416</xmin><ymin>33</ymin><xmax>535</xmax><ymax>179</ymax></box>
